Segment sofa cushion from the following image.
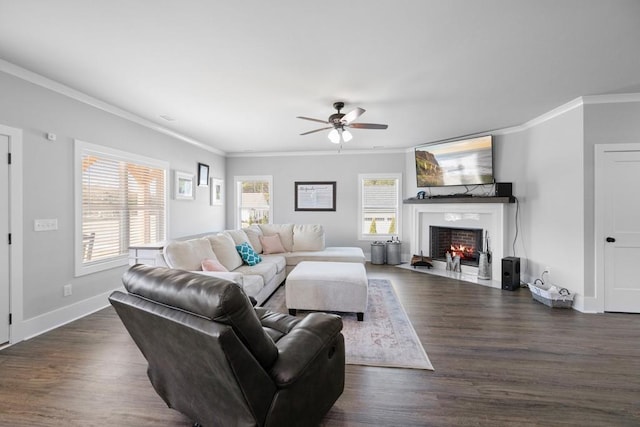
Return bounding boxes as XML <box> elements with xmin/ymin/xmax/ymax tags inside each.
<box><xmin>236</xmin><ymin>242</ymin><xmax>262</xmax><ymax>266</ymax></box>
<box><xmin>202</xmin><ymin>257</ymin><xmax>229</xmax><ymax>272</ymax></box>
<box><xmin>259</xmin><ymin>254</ymin><xmax>287</xmax><ymax>274</ymax></box>
<box><xmin>225</xmin><ymin>229</ymin><xmax>252</xmax><ymax>247</ymax></box>
<box><xmin>284</xmin><ymin>247</ymin><xmax>366</xmax><ymax>266</ymax></box>
<box><xmin>243</xmin><ymin>225</ymin><xmax>263</xmax><ymax>253</ymax></box>
<box><xmin>207</xmin><ymin>233</ymin><xmax>244</xmax><ymax>271</ymax></box>
<box><xmin>163</xmin><ymin>238</ymin><xmax>216</xmax><ymax>271</ymax></box>
<box><xmin>260</xmin><ymin>234</ymin><xmax>286</xmax><ymax>254</ymax></box>
<box><xmin>293</xmin><ymin>224</ymin><xmax>325</xmax><ymax>251</ymax></box>
<box><xmin>235</xmin><ymin>261</ymin><xmax>277</xmax><ymax>285</ymax></box>
<box><xmin>259</xmin><ymin>224</ymin><xmax>294</xmax><ymax>252</ymax></box>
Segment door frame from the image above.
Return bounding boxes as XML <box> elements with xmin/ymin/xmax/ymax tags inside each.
<box><xmin>0</xmin><ymin>124</ymin><xmax>23</xmax><ymax>346</ymax></box>
<box><xmin>594</xmin><ymin>142</ymin><xmax>640</xmax><ymax>313</ymax></box>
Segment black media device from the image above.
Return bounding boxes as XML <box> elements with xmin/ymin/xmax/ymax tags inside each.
<box><xmin>495</xmin><ymin>182</ymin><xmax>512</xmax><ymax>198</ymax></box>
<box><xmin>501</xmin><ymin>257</ymin><xmax>520</xmax><ymax>291</ymax></box>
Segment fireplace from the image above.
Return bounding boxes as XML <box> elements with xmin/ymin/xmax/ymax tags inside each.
<box><xmin>408</xmin><ymin>202</ymin><xmax>507</xmax><ymax>288</ymax></box>
<box><xmin>429</xmin><ymin>226</ymin><xmax>483</xmax><ymax>266</ymax></box>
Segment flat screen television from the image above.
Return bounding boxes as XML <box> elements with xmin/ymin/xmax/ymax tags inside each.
<box><xmin>415</xmin><ymin>134</ymin><xmax>494</xmax><ymax>187</ymax></box>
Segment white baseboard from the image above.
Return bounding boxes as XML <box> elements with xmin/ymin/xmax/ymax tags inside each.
<box><xmin>12</xmin><ymin>286</ymin><xmax>125</xmax><ymax>343</ymax></box>
<box><xmin>574</xmin><ymin>296</ymin><xmax>603</xmax><ymax>313</ymax></box>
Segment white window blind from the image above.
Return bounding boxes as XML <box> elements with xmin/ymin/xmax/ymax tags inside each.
<box><xmin>75</xmin><ymin>140</ymin><xmax>168</xmax><ymax>276</ymax></box>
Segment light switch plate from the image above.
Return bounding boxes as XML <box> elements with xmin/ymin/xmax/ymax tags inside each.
<box><xmin>34</xmin><ymin>219</ymin><xmax>58</xmax><ymax>231</ymax></box>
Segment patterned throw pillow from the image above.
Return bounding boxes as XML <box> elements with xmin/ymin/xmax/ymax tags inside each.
<box><xmin>236</xmin><ymin>242</ymin><xmax>262</xmax><ymax>266</ymax></box>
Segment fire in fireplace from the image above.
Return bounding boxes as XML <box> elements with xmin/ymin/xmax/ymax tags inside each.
<box><xmin>429</xmin><ymin>226</ymin><xmax>483</xmax><ymax>266</ymax></box>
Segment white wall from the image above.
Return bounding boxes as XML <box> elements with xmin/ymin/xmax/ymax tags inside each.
<box><xmin>0</xmin><ymin>71</ymin><xmax>225</xmax><ymax>332</ymax></box>
<box><xmin>226</xmin><ymin>151</ymin><xmax>406</xmax><ymax>256</ymax></box>
<box><xmin>512</xmin><ymin>107</ymin><xmax>585</xmax><ymax>300</ymax></box>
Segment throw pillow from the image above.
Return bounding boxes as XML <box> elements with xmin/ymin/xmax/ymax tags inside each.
<box><xmin>201</xmin><ymin>258</ymin><xmax>229</xmax><ymax>272</ymax></box>
<box><xmin>236</xmin><ymin>242</ymin><xmax>262</xmax><ymax>266</ymax></box>
<box><xmin>259</xmin><ymin>224</ymin><xmax>294</xmax><ymax>251</ymax></box>
<box><xmin>260</xmin><ymin>234</ymin><xmax>286</xmax><ymax>254</ymax></box>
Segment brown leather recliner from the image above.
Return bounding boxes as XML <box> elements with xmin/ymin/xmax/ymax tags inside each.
<box><xmin>109</xmin><ymin>264</ymin><xmax>345</xmax><ymax>427</ymax></box>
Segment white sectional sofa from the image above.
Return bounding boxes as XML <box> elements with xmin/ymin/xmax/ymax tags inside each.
<box><xmin>157</xmin><ymin>224</ymin><xmax>365</xmax><ymax>305</ymax></box>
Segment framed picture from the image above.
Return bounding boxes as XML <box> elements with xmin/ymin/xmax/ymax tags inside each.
<box><xmin>210</xmin><ymin>178</ymin><xmax>224</xmax><ymax>205</ymax></box>
<box><xmin>175</xmin><ymin>171</ymin><xmax>194</xmax><ymax>200</ymax></box>
<box><xmin>197</xmin><ymin>163</ymin><xmax>209</xmax><ymax>187</ymax></box>
<box><xmin>295</xmin><ymin>181</ymin><xmax>336</xmax><ymax>211</ymax></box>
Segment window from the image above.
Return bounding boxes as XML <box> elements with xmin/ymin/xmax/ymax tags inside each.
<box><xmin>234</xmin><ymin>175</ymin><xmax>273</xmax><ymax>229</ymax></box>
<box><xmin>358</xmin><ymin>173</ymin><xmax>402</xmax><ymax>240</ymax></box>
<box><xmin>75</xmin><ymin>140</ymin><xmax>168</xmax><ymax>276</ymax></box>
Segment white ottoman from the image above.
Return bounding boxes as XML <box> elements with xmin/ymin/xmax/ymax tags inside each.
<box><xmin>286</xmin><ymin>261</ymin><xmax>368</xmax><ymax>321</ymax></box>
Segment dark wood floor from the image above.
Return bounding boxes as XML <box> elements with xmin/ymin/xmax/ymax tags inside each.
<box><xmin>1</xmin><ymin>264</ymin><xmax>639</xmax><ymax>426</ymax></box>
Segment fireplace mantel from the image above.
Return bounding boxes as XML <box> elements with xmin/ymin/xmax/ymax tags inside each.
<box><xmin>404</xmin><ymin>196</ymin><xmax>514</xmax><ymax>204</ymax></box>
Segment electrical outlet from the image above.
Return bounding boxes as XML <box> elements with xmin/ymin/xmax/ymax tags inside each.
<box><xmin>63</xmin><ymin>284</ymin><xmax>72</xmax><ymax>297</ymax></box>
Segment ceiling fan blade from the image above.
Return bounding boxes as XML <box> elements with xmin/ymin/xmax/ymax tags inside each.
<box><xmin>348</xmin><ymin>123</ymin><xmax>388</xmax><ymax>130</ymax></box>
<box><xmin>341</xmin><ymin>107</ymin><xmax>365</xmax><ymax>124</ymax></box>
<box><xmin>300</xmin><ymin>126</ymin><xmax>332</xmax><ymax>136</ymax></box>
<box><xmin>297</xmin><ymin>116</ymin><xmax>329</xmax><ymax>124</ymax></box>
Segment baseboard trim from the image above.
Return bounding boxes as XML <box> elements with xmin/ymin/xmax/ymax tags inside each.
<box><xmin>13</xmin><ymin>286</ymin><xmax>125</xmax><ymax>343</ymax></box>
<box><xmin>575</xmin><ymin>296</ymin><xmax>603</xmax><ymax>314</ymax></box>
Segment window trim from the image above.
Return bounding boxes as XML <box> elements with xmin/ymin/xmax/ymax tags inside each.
<box><xmin>358</xmin><ymin>173</ymin><xmax>402</xmax><ymax>241</ymax></box>
<box><xmin>74</xmin><ymin>140</ymin><xmax>169</xmax><ymax>276</ymax></box>
<box><xmin>233</xmin><ymin>175</ymin><xmax>273</xmax><ymax>229</ymax></box>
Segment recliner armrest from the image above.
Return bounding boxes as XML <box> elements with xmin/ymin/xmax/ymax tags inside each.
<box><xmin>269</xmin><ymin>313</ymin><xmax>343</xmax><ymax>387</ymax></box>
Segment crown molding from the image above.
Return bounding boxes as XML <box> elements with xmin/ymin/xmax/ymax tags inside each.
<box><xmin>496</xmin><ymin>93</ymin><xmax>640</xmax><ymax>136</ymax></box>
<box><xmin>227</xmin><ymin>147</ymin><xmax>408</xmax><ymax>158</ymax></box>
<box><xmin>582</xmin><ymin>92</ymin><xmax>640</xmax><ymax>105</ymax></box>
<box><xmin>0</xmin><ymin>59</ymin><xmax>226</xmax><ymax>156</ymax></box>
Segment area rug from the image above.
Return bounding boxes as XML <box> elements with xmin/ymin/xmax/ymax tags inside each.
<box><xmin>262</xmin><ymin>279</ymin><xmax>434</xmax><ymax>370</ymax></box>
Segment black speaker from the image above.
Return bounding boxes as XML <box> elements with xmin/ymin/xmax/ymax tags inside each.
<box><xmin>495</xmin><ymin>182</ymin><xmax>513</xmax><ymax>198</ymax></box>
<box><xmin>502</xmin><ymin>257</ymin><xmax>520</xmax><ymax>291</ymax></box>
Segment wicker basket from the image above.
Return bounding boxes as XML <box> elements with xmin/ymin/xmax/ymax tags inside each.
<box><xmin>528</xmin><ymin>282</ymin><xmax>574</xmax><ymax>308</ymax></box>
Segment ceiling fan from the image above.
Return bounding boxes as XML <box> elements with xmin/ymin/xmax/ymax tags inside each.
<box><xmin>297</xmin><ymin>101</ymin><xmax>388</xmax><ymax>144</ymax></box>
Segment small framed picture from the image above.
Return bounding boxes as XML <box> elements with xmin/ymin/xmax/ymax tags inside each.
<box><xmin>210</xmin><ymin>178</ymin><xmax>224</xmax><ymax>205</ymax></box>
<box><xmin>197</xmin><ymin>163</ymin><xmax>209</xmax><ymax>187</ymax></box>
<box><xmin>174</xmin><ymin>171</ymin><xmax>194</xmax><ymax>200</ymax></box>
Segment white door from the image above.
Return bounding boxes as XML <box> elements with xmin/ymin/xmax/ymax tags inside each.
<box><xmin>601</xmin><ymin>148</ymin><xmax>640</xmax><ymax>313</ymax></box>
<box><xmin>0</xmin><ymin>134</ymin><xmax>9</xmax><ymax>343</ymax></box>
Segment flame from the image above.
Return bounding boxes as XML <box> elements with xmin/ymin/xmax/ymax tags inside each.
<box><xmin>449</xmin><ymin>244</ymin><xmax>475</xmax><ymax>259</ymax></box>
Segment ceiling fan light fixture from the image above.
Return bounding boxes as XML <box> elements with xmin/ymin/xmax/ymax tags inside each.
<box><xmin>328</xmin><ymin>128</ymin><xmax>340</xmax><ymax>144</ymax></box>
<box><xmin>300</xmin><ymin>102</ymin><xmax>387</xmax><ymax>145</ymax></box>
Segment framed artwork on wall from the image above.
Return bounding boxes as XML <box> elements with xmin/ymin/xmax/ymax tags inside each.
<box><xmin>210</xmin><ymin>178</ymin><xmax>224</xmax><ymax>205</ymax></box>
<box><xmin>197</xmin><ymin>163</ymin><xmax>210</xmax><ymax>187</ymax></box>
<box><xmin>175</xmin><ymin>170</ymin><xmax>194</xmax><ymax>200</ymax></box>
<box><xmin>295</xmin><ymin>181</ymin><xmax>336</xmax><ymax>211</ymax></box>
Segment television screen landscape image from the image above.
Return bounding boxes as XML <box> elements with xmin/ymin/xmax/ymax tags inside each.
<box><xmin>415</xmin><ymin>135</ymin><xmax>494</xmax><ymax>187</ymax></box>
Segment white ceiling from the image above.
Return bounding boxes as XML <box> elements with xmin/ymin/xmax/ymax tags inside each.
<box><xmin>1</xmin><ymin>1</ymin><xmax>640</xmax><ymax>155</ymax></box>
